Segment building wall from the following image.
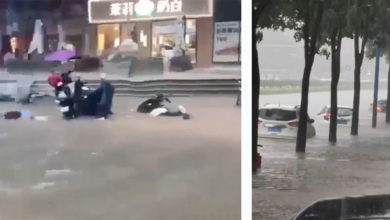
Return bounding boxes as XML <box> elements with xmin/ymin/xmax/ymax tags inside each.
<box><xmin>214</xmin><ymin>0</ymin><xmax>241</xmax><ymax>22</ymax></box>
<box><xmin>85</xmin><ymin>25</ymin><xmax>97</xmax><ymax>56</ymax></box>
<box><xmin>196</xmin><ymin>17</ymin><xmax>213</xmax><ymax>68</ymax></box>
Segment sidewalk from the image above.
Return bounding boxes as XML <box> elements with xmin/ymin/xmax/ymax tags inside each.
<box><xmin>0</xmin><ymin>65</ymin><xmax>241</xmax><ymax>82</ymax></box>
<box><xmin>0</xmin><ymin>65</ymin><xmax>241</xmax><ymax>98</ymax></box>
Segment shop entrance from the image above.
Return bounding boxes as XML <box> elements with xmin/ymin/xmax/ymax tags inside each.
<box><xmin>97</xmin><ymin>23</ymin><xmax>139</xmax><ymax>58</ymax></box>
<box><xmin>152</xmin><ymin>19</ymin><xmax>197</xmax><ymax>63</ymax></box>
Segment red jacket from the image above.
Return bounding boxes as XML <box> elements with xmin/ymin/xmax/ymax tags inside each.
<box><xmin>48</xmin><ymin>74</ymin><xmax>64</xmax><ymax>88</ymax></box>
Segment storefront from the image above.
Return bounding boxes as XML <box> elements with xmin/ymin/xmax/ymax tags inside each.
<box><xmin>0</xmin><ymin>0</ymin><xmax>88</xmax><ymax>64</ymax></box>
<box><xmin>88</xmin><ymin>0</ymin><xmax>214</xmax><ymax>67</ymax></box>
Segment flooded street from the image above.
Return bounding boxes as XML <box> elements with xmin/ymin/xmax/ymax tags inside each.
<box><xmin>253</xmin><ymin>89</ymin><xmax>390</xmax><ymax>220</ymax></box>
<box><xmin>0</xmin><ymin>96</ymin><xmax>240</xmax><ymax>220</ymax></box>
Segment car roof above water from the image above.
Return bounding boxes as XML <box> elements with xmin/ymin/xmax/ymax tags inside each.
<box><xmin>260</xmin><ymin>104</ymin><xmax>298</xmax><ymax>111</ymax></box>
<box><xmin>324</xmin><ymin>105</ymin><xmax>352</xmax><ymax>109</ymax></box>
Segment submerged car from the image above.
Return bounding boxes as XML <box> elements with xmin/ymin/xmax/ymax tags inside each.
<box><xmin>292</xmin><ymin>194</ymin><xmax>390</xmax><ymax>220</ymax></box>
<box><xmin>370</xmin><ymin>100</ymin><xmax>387</xmax><ymax>113</ymax></box>
<box><xmin>258</xmin><ymin>104</ymin><xmax>316</xmax><ymax>139</ymax></box>
<box><xmin>318</xmin><ymin>105</ymin><xmax>353</xmax><ymax>126</ymax></box>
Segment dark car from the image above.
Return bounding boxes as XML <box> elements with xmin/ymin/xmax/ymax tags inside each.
<box><xmin>370</xmin><ymin>100</ymin><xmax>387</xmax><ymax>113</ymax></box>
<box><xmin>292</xmin><ymin>194</ymin><xmax>390</xmax><ymax>220</ymax></box>
<box><xmin>377</xmin><ymin>100</ymin><xmax>387</xmax><ymax>113</ymax></box>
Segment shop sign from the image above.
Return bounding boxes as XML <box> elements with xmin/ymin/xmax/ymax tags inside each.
<box><xmin>89</xmin><ymin>0</ymin><xmax>212</xmax><ymax>23</ymax></box>
<box><xmin>213</xmin><ymin>21</ymin><xmax>240</xmax><ymax>63</ymax></box>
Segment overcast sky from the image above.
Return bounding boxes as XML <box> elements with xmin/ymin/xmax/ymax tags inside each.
<box><xmin>257</xmin><ymin>30</ymin><xmax>388</xmax><ymax>81</ymax></box>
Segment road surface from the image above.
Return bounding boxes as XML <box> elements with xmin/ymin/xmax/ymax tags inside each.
<box><xmin>0</xmin><ymin>96</ymin><xmax>240</xmax><ymax>220</ymax></box>
<box><xmin>254</xmin><ymin>89</ymin><xmax>390</xmax><ymax>220</ymax></box>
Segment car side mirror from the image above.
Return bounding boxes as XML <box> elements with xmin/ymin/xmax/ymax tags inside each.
<box><xmin>309</xmin><ymin>118</ymin><xmax>315</xmax><ymax>123</ymax></box>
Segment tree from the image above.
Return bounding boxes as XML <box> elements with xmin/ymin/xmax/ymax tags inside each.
<box><xmin>363</xmin><ymin>0</ymin><xmax>390</xmax><ymax>124</ymax></box>
<box><xmin>294</xmin><ymin>0</ymin><xmax>324</xmax><ymax>152</ymax></box>
<box><xmin>253</xmin><ymin>0</ymin><xmax>281</xmax><ymax>172</ymax></box>
<box><xmin>348</xmin><ymin>0</ymin><xmax>380</xmax><ymax>135</ymax></box>
<box><xmin>254</xmin><ymin>0</ymin><xmax>325</xmax><ymax>152</ymax></box>
<box><xmin>252</xmin><ymin>3</ymin><xmax>261</xmax><ymax>173</ymax></box>
<box><xmin>318</xmin><ymin>0</ymin><xmax>349</xmax><ymax>144</ymax></box>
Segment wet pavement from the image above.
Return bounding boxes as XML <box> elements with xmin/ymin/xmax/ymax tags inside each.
<box><xmin>253</xmin><ymin>89</ymin><xmax>390</xmax><ymax>220</ymax></box>
<box><xmin>0</xmin><ymin>96</ymin><xmax>240</xmax><ymax>220</ymax></box>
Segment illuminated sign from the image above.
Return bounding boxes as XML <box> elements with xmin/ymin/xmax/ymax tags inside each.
<box><xmin>134</xmin><ymin>0</ymin><xmax>155</xmax><ymax>17</ymax></box>
<box><xmin>88</xmin><ymin>0</ymin><xmax>212</xmax><ymax>23</ymax></box>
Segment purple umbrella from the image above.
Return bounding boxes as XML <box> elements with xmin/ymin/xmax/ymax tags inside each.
<box><xmin>44</xmin><ymin>50</ymin><xmax>77</xmax><ymax>62</ymax></box>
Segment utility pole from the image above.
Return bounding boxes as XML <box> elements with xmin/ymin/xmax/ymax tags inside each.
<box><xmin>372</xmin><ymin>38</ymin><xmax>382</xmax><ymax>128</ymax></box>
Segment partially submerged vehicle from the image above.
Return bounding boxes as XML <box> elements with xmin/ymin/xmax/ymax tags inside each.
<box><xmin>292</xmin><ymin>194</ymin><xmax>390</xmax><ymax>220</ymax></box>
<box><xmin>58</xmin><ymin>79</ymin><xmax>114</xmax><ymax>120</ymax></box>
<box><xmin>258</xmin><ymin>104</ymin><xmax>316</xmax><ymax>139</ymax></box>
<box><xmin>370</xmin><ymin>100</ymin><xmax>387</xmax><ymax>113</ymax></box>
<box><xmin>318</xmin><ymin>105</ymin><xmax>353</xmax><ymax>126</ymax></box>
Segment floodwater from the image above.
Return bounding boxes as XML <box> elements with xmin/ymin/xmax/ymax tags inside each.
<box><xmin>254</xmin><ymin>89</ymin><xmax>390</xmax><ymax>220</ymax></box>
<box><xmin>0</xmin><ymin>96</ymin><xmax>240</xmax><ymax>220</ymax></box>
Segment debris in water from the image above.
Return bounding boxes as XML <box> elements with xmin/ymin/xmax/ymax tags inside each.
<box><xmin>45</xmin><ymin>169</ymin><xmax>73</xmax><ymax>177</ymax></box>
<box><xmin>0</xmin><ymin>110</ymin><xmax>48</xmax><ymax>121</ymax></box>
<box><xmin>31</xmin><ymin>182</ymin><xmax>56</xmax><ymax>190</ymax></box>
<box><xmin>32</xmin><ymin>116</ymin><xmax>49</xmax><ymax>121</ymax></box>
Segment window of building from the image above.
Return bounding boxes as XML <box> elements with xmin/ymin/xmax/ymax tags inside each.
<box><xmin>97</xmin><ymin>24</ymin><xmax>120</xmax><ymax>56</ymax></box>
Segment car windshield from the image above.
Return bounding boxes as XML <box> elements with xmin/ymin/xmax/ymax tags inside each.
<box><xmin>338</xmin><ymin>108</ymin><xmax>353</xmax><ymax>117</ymax></box>
<box><xmin>259</xmin><ymin>109</ymin><xmax>297</xmax><ymax>121</ymax></box>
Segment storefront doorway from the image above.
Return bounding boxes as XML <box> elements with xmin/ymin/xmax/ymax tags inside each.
<box><xmin>97</xmin><ymin>23</ymin><xmax>138</xmax><ymax>57</ymax></box>
<box><xmin>152</xmin><ymin>19</ymin><xmax>196</xmax><ymax>63</ymax></box>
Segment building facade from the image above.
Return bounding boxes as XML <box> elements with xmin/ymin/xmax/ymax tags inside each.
<box><xmin>0</xmin><ymin>0</ymin><xmax>88</xmax><ymax>64</ymax></box>
<box><xmin>0</xmin><ymin>0</ymin><xmax>241</xmax><ymax>67</ymax></box>
<box><xmin>87</xmin><ymin>0</ymin><xmax>214</xmax><ymax>67</ymax></box>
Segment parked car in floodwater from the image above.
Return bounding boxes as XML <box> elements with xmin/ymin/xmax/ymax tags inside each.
<box><xmin>370</xmin><ymin>99</ymin><xmax>387</xmax><ymax>113</ymax></box>
<box><xmin>258</xmin><ymin>104</ymin><xmax>316</xmax><ymax>139</ymax></box>
<box><xmin>292</xmin><ymin>194</ymin><xmax>390</xmax><ymax>220</ymax></box>
<box><xmin>318</xmin><ymin>105</ymin><xmax>353</xmax><ymax>126</ymax></box>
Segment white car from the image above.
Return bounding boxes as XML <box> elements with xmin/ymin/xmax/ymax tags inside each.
<box><xmin>258</xmin><ymin>104</ymin><xmax>316</xmax><ymax>139</ymax></box>
<box><xmin>318</xmin><ymin>105</ymin><xmax>353</xmax><ymax>126</ymax></box>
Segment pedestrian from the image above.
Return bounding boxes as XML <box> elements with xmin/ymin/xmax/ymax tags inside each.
<box><xmin>137</xmin><ymin>94</ymin><xmax>190</xmax><ymax>119</ymax></box>
<box><xmin>137</xmin><ymin>94</ymin><xmax>166</xmax><ymax>113</ymax></box>
<box><xmin>48</xmin><ymin>70</ymin><xmax>72</xmax><ymax>99</ymax></box>
<box><xmin>48</xmin><ymin>71</ymin><xmax>65</xmax><ymax>98</ymax></box>
<box><xmin>73</xmin><ymin>77</ymin><xmax>85</xmax><ymax>118</ymax></box>
<box><xmin>58</xmin><ymin>75</ymin><xmax>114</xmax><ymax>120</ymax></box>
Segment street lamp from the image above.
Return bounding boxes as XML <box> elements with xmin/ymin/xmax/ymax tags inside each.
<box><xmin>372</xmin><ymin>37</ymin><xmax>383</xmax><ymax>128</ymax></box>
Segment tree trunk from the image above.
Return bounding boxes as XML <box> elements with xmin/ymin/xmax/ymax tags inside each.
<box><xmin>329</xmin><ymin>31</ymin><xmax>342</xmax><ymax>144</ymax></box>
<box><xmin>296</xmin><ymin>1</ymin><xmax>324</xmax><ymax>152</ymax></box>
<box><xmin>351</xmin><ymin>36</ymin><xmax>366</xmax><ymax>135</ymax></box>
<box><xmin>387</xmin><ymin>64</ymin><xmax>390</xmax><ymax>123</ymax></box>
<box><xmin>296</xmin><ymin>63</ymin><xmax>311</xmax><ymax>152</ymax></box>
<box><xmin>252</xmin><ymin>8</ymin><xmax>262</xmax><ymax>173</ymax></box>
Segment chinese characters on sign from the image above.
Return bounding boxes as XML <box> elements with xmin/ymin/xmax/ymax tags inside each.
<box><xmin>110</xmin><ymin>3</ymin><xmax>134</xmax><ymax>16</ymax></box>
<box><xmin>110</xmin><ymin>0</ymin><xmax>182</xmax><ymax>17</ymax></box>
<box><xmin>89</xmin><ymin>0</ymin><xmax>211</xmax><ymax>23</ymax></box>
<box><xmin>213</xmin><ymin>22</ymin><xmax>241</xmax><ymax>62</ymax></box>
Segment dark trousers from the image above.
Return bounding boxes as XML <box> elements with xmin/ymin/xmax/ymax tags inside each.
<box><xmin>79</xmin><ymin>82</ymin><xmax>114</xmax><ymax>118</ymax></box>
